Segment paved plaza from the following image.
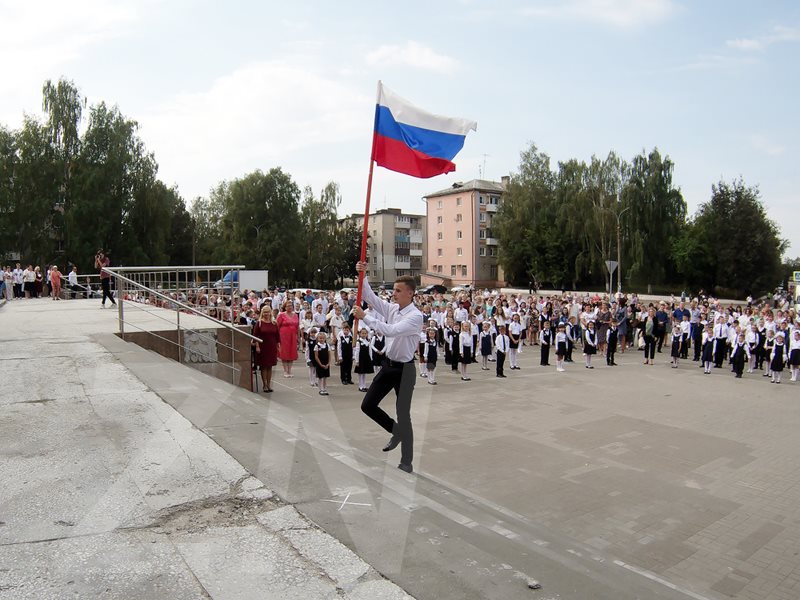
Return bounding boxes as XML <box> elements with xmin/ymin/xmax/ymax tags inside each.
<box><xmin>1</xmin><ymin>298</ymin><xmax>799</xmax><ymax>599</ymax></box>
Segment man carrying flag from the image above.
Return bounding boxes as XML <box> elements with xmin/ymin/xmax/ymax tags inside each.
<box><xmin>353</xmin><ymin>82</ymin><xmax>476</xmax><ymax>474</ymax></box>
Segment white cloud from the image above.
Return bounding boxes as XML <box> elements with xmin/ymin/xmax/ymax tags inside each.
<box><xmin>750</xmin><ymin>134</ymin><xmax>785</xmax><ymax>157</ymax></box>
<box><xmin>0</xmin><ymin>0</ymin><xmax>141</xmax><ymax>125</ymax></box>
<box><xmin>519</xmin><ymin>0</ymin><xmax>678</xmax><ymax>28</ymax></box>
<box><xmin>366</xmin><ymin>41</ymin><xmax>459</xmax><ymax>73</ymax></box>
<box><xmin>138</xmin><ymin>61</ymin><xmax>372</xmax><ymax>200</ymax></box>
<box><xmin>726</xmin><ymin>25</ymin><xmax>800</xmax><ymax>51</ymax></box>
<box><xmin>674</xmin><ymin>53</ymin><xmax>758</xmax><ymax>71</ymax></box>
<box><xmin>726</xmin><ymin>38</ymin><xmax>762</xmax><ymax>51</ymax></box>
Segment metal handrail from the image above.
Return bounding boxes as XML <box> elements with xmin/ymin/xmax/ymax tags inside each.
<box><xmin>109</xmin><ymin>265</ymin><xmax>245</xmax><ymax>272</ymax></box>
<box><xmin>105</xmin><ymin>267</ymin><xmax>262</xmax><ymax>343</ymax></box>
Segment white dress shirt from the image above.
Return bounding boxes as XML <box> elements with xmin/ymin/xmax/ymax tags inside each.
<box><xmin>360</xmin><ymin>277</ymin><xmax>423</xmax><ymax>363</ymax></box>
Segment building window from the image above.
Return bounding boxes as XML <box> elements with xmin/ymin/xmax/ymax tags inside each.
<box><xmin>479</xmin><ymin>247</ymin><xmax>486</xmax><ymax>256</ymax></box>
<box><xmin>479</xmin><ymin>229</ymin><xmax>486</xmax><ymax>239</ymax></box>
<box><xmin>490</xmin><ymin>196</ymin><xmax>499</xmax><ymax>205</ymax></box>
<box><xmin>451</xmin><ymin>265</ymin><xmax>456</xmax><ymax>276</ymax></box>
<box><xmin>456</xmin><ymin>231</ymin><xmax>462</xmax><ymax>239</ymax></box>
<box><xmin>437</xmin><ymin>216</ymin><xmax>442</xmax><ymax>224</ymax></box>
<box><xmin>437</xmin><ymin>265</ymin><xmax>443</xmax><ymax>273</ymax></box>
<box><xmin>455</xmin><ymin>214</ymin><xmax>462</xmax><ymax>222</ymax></box>
<box><xmin>437</xmin><ymin>200</ymin><xmax>443</xmax><ymax>208</ymax></box>
<box><xmin>489</xmin><ymin>247</ymin><xmax>496</xmax><ymax>256</ymax></box>
<box><xmin>461</xmin><ymin>265</ymin><xmax>468</xmax><ymax>277</ymax></box>
<box><xmin>490</xmin><ymin>265</ymin><xmax>498</xmax><ymax>278</ymax></box>
<box><xmin>373</xmin><ymin>256</ymin><xmax>378</xmax><ymax>264</ymax></box>
<box><xmin>457</xmin><ymin>248</ymin><xmax>462</xmax><ymax>256</ymax></box>
<box><xmin>479</xmin><ymin>213</ymin><xmax>486</xmax><ymax>223</ymax></box>
<box><xmin>456</xmin><ymin>197</ymin><xmax>462</xmax><ymax>206</ymax></box>
<box><xmin>437</xmin><ymin>232</ymin><xmax>443</xmax><ymax>240</ymax></box>
<box><xmin>437</xmin><ymin>248</ymin><xmax>443</xmax><ymax>257</ymax></box>
<box><xmin>372</xmin><ymin>230</ymin><xmax>377</xmax><ymax>237</ymax></box>
<box><xmin>479</xmin><ymin>196</ymin><xmax>485</xmax><ymax>204</ymax></box>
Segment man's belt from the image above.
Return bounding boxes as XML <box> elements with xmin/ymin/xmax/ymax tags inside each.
<box><xmin>384</xmin><ymin>357</ymin><xmax>415</xmax><ymax>368</ymax></box>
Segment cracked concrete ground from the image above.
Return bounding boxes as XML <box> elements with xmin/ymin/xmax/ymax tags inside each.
<box><xmin>0</xmin><ymin>298</ymin><xmax>413</xmax><ymax>600</ymax></box>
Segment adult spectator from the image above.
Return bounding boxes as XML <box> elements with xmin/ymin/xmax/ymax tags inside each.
<box><xmin>642</xmin><ymin>306</ymin><xmax>657</xmax><ymax>365</ymax></box>
<box><xmin>67</xmin><ymin>266</ymin><xmax>79</xmax><ymax>299</ymax></box>
<box><xmin>22</xmin><ymin>265</ymin><xmax>35</xmax><ymax>298</ymax></box>
<box><xmin>253</xmin><ymin>307</ymin><xmax>280</xmax><ymax>393</ymax></box>
<box><xmin>2</xmin><ymin>266</ymin><xmax>12</xmax><ymax>300</ymax></box>
<box><xmin>94</xmin><ymin>250</ymin><xmax>116</xmax><ymax>308</ymax></box>
<box><xmin>50</xmin><ymin>265</ymin><xmax>63</xmax><ymax>301</ymax></box>
<box><xmin>12</xmin><ymin>263</ymin><xmax>23</xmax><ymax>298</ymax></box>
<box><xmin>655</xmin><ymin>301</ymin><xmax>669</xmax><ymax>352</ymax></box>
<box><xmin>34</xmin><ymin>266</ymin><xmax>43</xmax><ymax>297</ymax></box>
<box><xmin>276</xmin><ymin>299</ymin><xmax>300</xmax><ymax>378</ymax></box>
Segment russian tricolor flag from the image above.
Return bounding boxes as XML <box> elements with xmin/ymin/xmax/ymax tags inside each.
<box><xmin>372</xmin><ymin>82</ymin><xmax>477</xmax><ymax>179</ymax></box>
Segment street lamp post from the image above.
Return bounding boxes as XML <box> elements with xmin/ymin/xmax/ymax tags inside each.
<box><xmin>615</xmin><ymin>206</ymin><xmax>631</xmax><ymax>293</ymax></box>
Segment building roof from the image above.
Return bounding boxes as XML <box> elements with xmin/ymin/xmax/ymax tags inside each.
<box><xmin>424</xmin><ymin>178</ymin><xmax>506</xmax><ymax>199</ymax></box>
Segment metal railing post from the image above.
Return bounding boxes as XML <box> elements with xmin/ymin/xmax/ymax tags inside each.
<box><xmin>176</xmin><ymin>307</ymin><xmax>182</xmax><ymax>363</ymax></box>
<box><xmin>118</xmin><ymin>285</ymin><xmax>125</xmax><ymax>340</ymax></box>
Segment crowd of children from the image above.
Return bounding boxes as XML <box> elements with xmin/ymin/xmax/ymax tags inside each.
<box><xmin>274</xmin><ymin>287</ymin><xmax>799</xmax><ymax>393</ymax></box>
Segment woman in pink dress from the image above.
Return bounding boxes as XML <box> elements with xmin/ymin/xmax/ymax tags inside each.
<box><xmin>276</xmin><ymin>300</ymin><xmax>300</xmax><ymax>377</ymax></box>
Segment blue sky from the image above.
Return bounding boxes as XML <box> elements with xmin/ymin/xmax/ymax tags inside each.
<box><xmin>1</xmin><ymin>0</ymin><xmax>797</xmax><ymax>255</ymax></box>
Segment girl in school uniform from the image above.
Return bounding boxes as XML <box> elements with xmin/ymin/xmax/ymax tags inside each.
<box><xmin>370</xmin><ymin>332</ymin><xmax>386</xmax><ymax>372</ymax></box>
<box><xmin>746</xmin><ymin>324</ymin><xmax>759</xmax><ymax>374</ymax></box>
<box><xmin>508</xmin><ymin>313</ymin><xmax>522</xmax><ymax>370</ymax></box>
<box><xmin>670</xmin><ymin>318</ymin><xmax>683</xmax><ymax>368</ymax></box>
<box><xmin>354</xmin><ymin>328</ymin><xmax>374</xmax><ymax>392</ymax></box>
<box><xmin>423</xmin><ymin>328</ymin><xmax>439</xmax><ymax>385</ymax></box>
<box><xmin>763</xmin><ymin>330</ymin><xmax>776</xmax><ymax>378</ymax></box>
<box><xmin>538</xmin><ymin>319</ymin><xmax>552</xmax><ymax>367</ymax></box>
<box><xmin>443</xmin><ymin>317</ymin><xmax>456</xmax><ymax>367</ymax></box>
<box><xmin>448</xmin><ymin>319</ymin><xmax>461</xmax><ymax>372</ymax></box>
<box><xmin>479</xmin><ymin>321</ymin><xmax>493</xmax><ymax>370</ymax></box>
<box><xmin>419</xmin><ymin>322</ymin><xmax>430</xmax><ymax>378</ymax></box>
<box><xmin>730</xmin><ymin>333</ymin><xmax>750</xmax><ymax>379</ymax></box>
<box><xmin>583</xmin><ymin>320</ymin><xmax>598</xmax><ymax>369</ymax></box>
<box><xmin>312</xmin><ymin>331</ymin><xmax>331</xmax><ymax>395</ymax></box>
<box><xmin>789</xmin><ymin>329</ymin><xmax>800</xmax><ymax>382</ymax></box>
<box><xmin>555</xmin><ymin>322</ymin><xmax>567</xmax><ymax>372</ymax></box>
<box><xmin>701</xmin><ymin>324</ymin><xmax>715</xmax><ymax>374</ymax></box>
<box><xmin>566</xmin><ymin>316</ymin><xmax>578</xmax><ymax>363</ymax></box>
<box><xmin>305</xmin><ymin>327</ymin><xmax>319</xmax><ymax>386</ymax></box>
<box><xmin>458</xmin><ymin>321</ymin><xmax>473</xmax><ymax>381</ymax></box>
<box><xmin>470</xmin><ymin>315</ymin><xmax>480</xmax><ymax>363</ymax></box>
<box><xmin>770</xmin><ymin>332</ymin><xmax>786</xmax><ymax>384</ymax></box>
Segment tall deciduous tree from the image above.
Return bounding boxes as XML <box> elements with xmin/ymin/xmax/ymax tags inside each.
<box><xmin>675</xmin><ymin>179</ymin><xmax>784</xmax><ymax>295</ymax></box>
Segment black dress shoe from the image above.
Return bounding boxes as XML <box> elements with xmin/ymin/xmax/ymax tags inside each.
<box><xmin>397</xmin><ymin>463</ymin><xmax>413</xmax><ymax>473</ymax></box>
<box><xmin>383</xmin><ymin>434</ymin><xmax>401</xmax><ymax>452</ymax></box>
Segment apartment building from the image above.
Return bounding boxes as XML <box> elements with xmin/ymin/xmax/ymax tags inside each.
<box><xmin>343</xmin><ymin>208</ymin><xmax>427</xmax><ymax>283</ymax></box>
<box><xmin>421</xmin><ymin>178</ymin><xmax>507</xmax><ymax>289</ymax></box>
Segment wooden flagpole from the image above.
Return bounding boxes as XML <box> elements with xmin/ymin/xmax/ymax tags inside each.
<box><xmin>353</xmin><ymin>81</ymin><xmax>382</xmax><ymax>339</ymax></box>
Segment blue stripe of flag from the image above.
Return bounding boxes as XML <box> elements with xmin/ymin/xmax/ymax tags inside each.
<box><xmin>374</xmin><ymin>105</ymin><xmax>467</xmax><ymax>161</ymax></box>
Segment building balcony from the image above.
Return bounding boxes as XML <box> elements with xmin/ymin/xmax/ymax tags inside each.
<box><xmin>485</xmin><ymin>237</ymin><xmax>498</xmax><ymax>246</ymax></box>
<box><xmin>395</xmin><ymin>235</ymin><xmax>410</xmax><ymax>243</ymax></box>
<box><xmin>485</xmin><ymin>203</ymin><xmax>498</xmax><ymax>213</ymax></box>
<box><xmin>410</xmin><ymin>248</ymin><xmax>423</xmax><ymax>256</ymax></box>
<box><xmin>394</xmin><ymin>218</ymin><xmax>411</xmax><ymax>229</ymax></box>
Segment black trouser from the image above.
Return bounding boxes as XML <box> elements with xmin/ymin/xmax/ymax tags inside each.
<box><xmin>13</xmin><ymin>283</ymin><xmax>21</xmax><ymax>298</ymax></box>
<box><xmin>361</xmin><ymin>359</ymin><xmax>415</xmax><ymax>466</ymax></box>
<box><xmin>692</xmin><ymin>324</ymin><xmax>702</xmax><ymax>360</ymax></box>
<box><xmin>713</xmin><ymin>339</ymin><xmax>727</xmax><ymax>368</ymax></box>
<box><xmin>101</xmin><ymin>278</ymin><xmax>115</xmax><ymax>304</ymax></box>
<box><xmin>680</xmin><ymin>334</ymin><xmax>689</xmax><ymax>359</ymax></box>
<box><xmin>496</xmin><ymin>351</ymin><xmax>506</xmax><ymax>375</ymax></box>
<box><xmin>540</xmin><ymin>344</ymin><xmax>550</xmax><ymax>366</ymax></box>
<box><xmin>70</xmin><ymin>284</ymin><xmax>79</xmax><ymax>299</ymax></box>
<box><xmin>566</xmin><ymin>341</ymin><xmax>574</xmax><ymax>361</ymax></box>
<box><xmin>643</xmin><ymin>334</ymin><xmax>656</xmax><ymax>360</ymax></box>
<box><xmin>340</xmin><ymin>355</ymin><xmax>353</xmax><ymax>384</ymax></box>
<box><xmin>656</xmin><ymin>327</ymin><xmax>666</xmax><ymax>351</ymax></box>
<box><xmin>607</xmin><ymin>342</ymin><xmax>617</xmax><ymax>365</ymax></box>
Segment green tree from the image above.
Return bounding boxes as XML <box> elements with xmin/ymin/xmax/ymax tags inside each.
<box><xmin>678</xmin><ymin>179</ymin><xmax>784</xmax><ymax>295</ymax></box>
